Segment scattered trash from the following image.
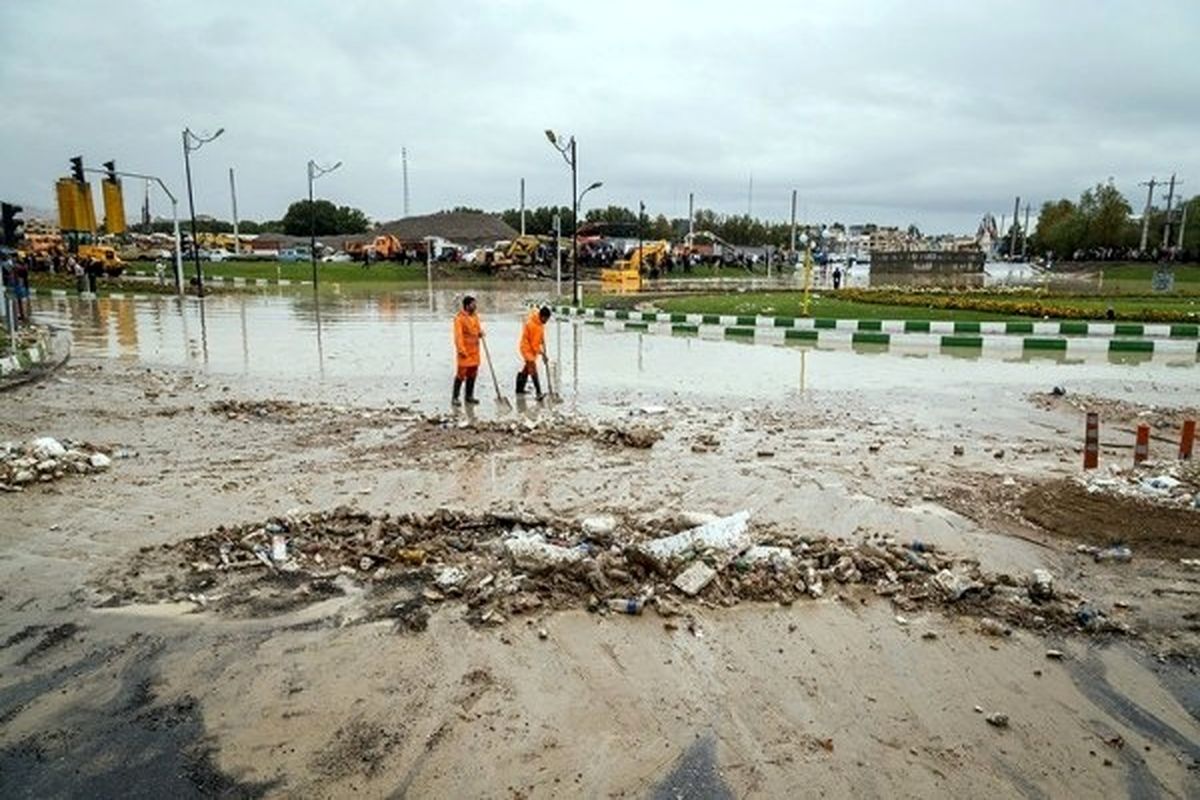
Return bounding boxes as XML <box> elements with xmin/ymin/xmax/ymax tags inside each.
<box><xmin>31</xmin><ymin>437</ymin><xmax>67</xmax><ymax>460</ymax></box>
<box><xmin>1051</xmin><ymin>386</ymin><xmax>1066</xmax><ymax>396</ymax></box>
<box><xmin>672</xmin><ymin>562</ymin><xmax>717</xmax><ymax>596</ymax></box>
<box><xmin>985</xmin><ymin>712</ymin><xmax>1010</xmax><ymax>728</ymax></box>
<box><xmin>1045</xmin><ymin>649</ymin><xmax>1065</xmax><ymax>660</ymax></box>
<box><xmin>1180</xmin><ymin>559</ymin><xmax>1200</xmax><ymax>571</ymax></box>
<box><xmin>1088</xmin><ymin>545</ymin><xmax>1133</xmax><ymax>563</ymax></box>
<box><xmin>435</xmin><ymin>566</ymin><xmax>468</xmax><ymax>591</ymax></box>
<box><xmin>933</xmin><ymin>569</ymin><xmax>983</xmax><ymax>601</ymax></box>
<box><xmin>504</xmin><ymin>531</ymin><xmax>586</xmax><ymax>573</ymax></box>
<box><xmin>979</xmin><ymin>618</ymin><xmax>1011</xmax><ymax>637</ymax></box>
<box><xmin>921</xmin><ymin>630</ymin><xmax>938</xmax><ymax>640</ymax></box>
<box><xmin>737</xmin><ymin>546</ymin><xmax>796</xmax><ymax>569</ymax></box>
<box><xmin>1141</xmin><ymin>475</ymin><xmax>1180</xmax><ymax>492</ymax></box>
<box><xmin>270</xmin><ymin>534</ymin><xmax>288</xmax><ymax>563</ymax></box>
<box><xmin>1029</xmin><ymin>569</ymin><xmax>1055</xmax><ymax>601</ymax></box>
<box><xmin>639</xmin><ymin>405</ymin><xmax>668</xmax><ymax>416</ymax></box>
<box><xmin>952</xmin><ymin>445</ymin><xmax>965</xmax><ymax>456</ymax></box>
<box><xmin>1</xmin><ymin>437</ymin><xmax>121</xmax><ymax>489</ymax></box>
<box><xmin>607</xmin><ymin>597</ymin><xmax>644</xmax><ymax>615</ymax></box>
<box><xmin>581</xmin><ymin>515</ymin><xmax>617</xmax><ymax>538</ymax></box>
<box><xmin>629</xmin><ymin>510</ymin><xmax>752</xmax><ymax>574</ymax></box>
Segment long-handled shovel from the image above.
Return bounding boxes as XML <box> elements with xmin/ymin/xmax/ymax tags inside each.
<box><xmin>481</xmin><ymin>337</ymin><xmax>512</xmax><ymax>410</ymax></box>
<box><xmin>540</xmin><ymin>350</ymin><xmax>560</xmax><ymax>402</ymax></box>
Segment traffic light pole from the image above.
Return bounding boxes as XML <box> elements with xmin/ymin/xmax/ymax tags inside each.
<box><xmin>84</xmin><ymin>167</ymin><xmax>184</xmax><ymax>294</ymax></box>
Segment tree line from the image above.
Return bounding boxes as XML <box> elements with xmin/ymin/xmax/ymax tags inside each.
<box><xmin>1031</xmin><ymin>180</ymin><xmax>1196</xmax><ymax>260</ymax></box>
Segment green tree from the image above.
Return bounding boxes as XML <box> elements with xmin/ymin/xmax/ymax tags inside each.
<box><xmin>585</xmin><ymin>205</ymin><xmax>638</xmax><ymax>225</ymax></box>
<box><xmin>281</xmin><ymin>200</ymin><xmax>370</xmax><ymax>236</ymax></box>
<box><xmin>1077</xmin><ymin>180</ymin><xmax>1132</xmax><ymax>250</ymax></box>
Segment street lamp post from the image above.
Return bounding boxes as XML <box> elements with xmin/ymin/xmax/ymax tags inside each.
<box><xmin>545</xmin><ymin>130</ymin><xmax>602</xmax><ymax>307</ymax></box>
<box><xmin>307</xmin><ymin>159</ymin><xmax>342</xmax><ymax>289</ymax></box>
<box><xmin>182</xmin><ymin>127</ymin><xmax>225</xmax><ymax>296</ymax></box>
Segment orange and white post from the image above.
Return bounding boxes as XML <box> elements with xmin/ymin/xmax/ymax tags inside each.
<box><xmin>1181</xmin><ymin>419</ymin><xmax>1196</xmax><ymax>460</ymax></box>
<box><xmin>1083</xmin><ymin>412</ymin><xmax>1099</xmax><ymax>470</ymax></box>
<box><xmin>1133</xmin><ymin>423</ymin><xmax>1150</xmax><ymax>465</ymax></box>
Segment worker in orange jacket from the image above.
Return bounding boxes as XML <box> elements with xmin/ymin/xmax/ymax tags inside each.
<box><xmin>516</xmin><ymin>305</ymin><xmax>552</xmax><ymax>400</ymax></box>
<box><xmin>452</xmin><ymin>295</ymin><xmax>484</xmax><ymax>405</ymax></box>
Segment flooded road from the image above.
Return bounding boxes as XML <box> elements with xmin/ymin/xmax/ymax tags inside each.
<box><xmin>7</xmin><ymin>283</ymin><xmax>1200</xmax><ymax>798</ymax></box>
<box><xmin>30</xmin><ymin>286</ymin><xmax>1199</xmax><ymax>417</ymax></box>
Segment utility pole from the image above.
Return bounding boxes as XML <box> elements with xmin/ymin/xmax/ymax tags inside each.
<box><xmin>401</xmin><ymin>146</ymin><xmax>410</xmax><ymax>217</ymax></box>
<box><xmin>747</xmin><ymin>173</ymin><xmax>753</xmax><ymax>217</ymax></box>
<box><xmin>520</xmin><ymin>177</ymin><xmax>526</xmax><ymax>236</ymax></box>
<box><xmin>228</xmin><ymin>167</ymin><xmax>239</xmax><ymax>255</ymax></box>
<box><xmin>789</xmin><ymin>189</ymin><xmax>798</xmax><ymax>254</ymax></box>
<box><xmin>1178</xmin><ymin>199</ymin><xmax>1190</xmax><ymax>249</ymax></box>
<box><xmin>1021</xmin><ymin>202</ymin><xmax>1031</xmax><ymax>260</ymax></box>
<box><xmin>1162</xmin><ymin>173</ymin><xmax>1179</xmax><ymax>248</ymax></box>
<box><xmin>1139</xmin><ymin>177</ymin><xmax>1158</xmax><ymax>252</ymax></box>
<box><xmin>1009</xmin><ymin>196</ymin><xmax>1020</xmax><ymax>259</ymax></box>
<box><xmin>687</xmin><ymin>192</ymin><xmax>694</xmax><ymax>240</ymax></box>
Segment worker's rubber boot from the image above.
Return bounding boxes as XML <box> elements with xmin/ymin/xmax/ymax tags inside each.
<box><xmin>516</xmin><ymin>372</ymin><xmax>528</xmax><ymax>394</ymax></box>
<box><xmin>531</xmin><ymin>374</ymin><xmax>544</xmax><ymax>401</ymax></box>
<box><xmin>452</xmin><ymin>378</ymin><xmax>463</xmax><ymax>406</ymax></box>
<box><xmin>465</xmin><ymin>377</ymin><xmax>479</xmax><ymax>405</ymax></box>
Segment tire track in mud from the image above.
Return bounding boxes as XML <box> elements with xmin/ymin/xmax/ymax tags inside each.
<box><xmin>1065</xmin><ymin>648</ymin><xmax>1200</xmax><ymax>799</ymax></box>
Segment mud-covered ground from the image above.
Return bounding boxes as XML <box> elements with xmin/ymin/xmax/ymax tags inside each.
<box><xmin>1</xmin><ymin>357</ymin><xmax>1198</xmax><ymax>798</ymax></box>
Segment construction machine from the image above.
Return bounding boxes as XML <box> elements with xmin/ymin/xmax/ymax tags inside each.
<box><xmin>78</xmin><ymin>243</ymin><xmax>125</xmax><ymax>276</ymax></box>
<box><xmin>601</xmin><ymin>240</ymin><xmax>670</xmax><ymax>289</ymax></box>
<box><xmin>491</xmin><ymin>235</ymin><xmax>547</xmax><ymax>268</ymax></box>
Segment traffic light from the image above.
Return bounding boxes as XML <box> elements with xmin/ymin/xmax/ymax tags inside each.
<box><xmin>101</xmin><ymin>159</ymin><xmax>125</xmax><ymax>234</ymax></box>
<box><xmin>70</xmin><ymin>156</ymin><xmax>85</xmax><ymax>182</ymax></box>
<box><xmin>1</xmin><ymin>202</ymin><xmax>24</xmax><ymax>247</ymax></box>
<box><xmin>103</xmin><ymin>160</ymin><xmax>118</xmax><ymax>183</ymax></box>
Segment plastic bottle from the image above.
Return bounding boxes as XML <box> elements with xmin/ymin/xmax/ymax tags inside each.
<box><xmin>607</xmin><ymin>597</ymin><xmax>644</xmax><ymax>615</ymax></box>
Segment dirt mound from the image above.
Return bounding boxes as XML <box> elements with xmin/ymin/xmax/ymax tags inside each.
<box><xmin>1020</xmin><ymin>479</ymin><xmax>1200</xmax><ymax>559</ymax></box>
<box><xmin>396</xmin><ymin>413</ymin><xmax>663</xmax><ymax>454</ymax></box>
<box><xmin>375</xmin><ymin>211</ymin><xmax>518</xmax><ymax>247</ymax></box>
<box><xmin>99</xmin><ymin>507</ymin><xmax>1127</xmax><ymax>640</ymax></box>
<box><xmin>1028</xmin><ymin>391</ymin><xmax>1198</xmax><ymax>433</ymax></box>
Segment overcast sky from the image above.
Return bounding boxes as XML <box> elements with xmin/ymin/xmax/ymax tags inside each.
<box><xmin>2</xmin><ymin>1</ymin><xmax>1197</xmax><ymax>233</ymax></box>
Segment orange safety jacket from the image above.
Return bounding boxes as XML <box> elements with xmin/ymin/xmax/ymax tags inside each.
<box><xmin>454</xmin><ymin>310</ymin><xmax>482</xmax><ymax>367</ymax></box>
<box><xmin>519</xmin><ymin>310</ymin><xmax>545</xmax><ymax>362</ymax></box>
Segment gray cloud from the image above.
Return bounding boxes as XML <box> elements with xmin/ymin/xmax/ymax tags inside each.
<box><xmin>2</xmin><ymin>0</ymin><xmax>1197</xmax><ymax>233</ymax></box>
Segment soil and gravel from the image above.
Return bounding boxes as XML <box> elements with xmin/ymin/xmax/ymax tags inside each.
<box><xmin>1</xmin><ymin>354</ymin><xmax>1198</xmax><ymax>797</ymax></box>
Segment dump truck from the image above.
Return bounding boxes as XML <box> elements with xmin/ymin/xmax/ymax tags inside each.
<box><xmin>77</xmin><ymin>243</ymin><xmax>125</xmax><ymax>276</ymax></box>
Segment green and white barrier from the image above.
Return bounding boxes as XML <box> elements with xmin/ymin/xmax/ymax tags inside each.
<box><xmin>558</xmin><ymin>306</ymin><xmax>1199</xmax><ymax>340</ymax></box>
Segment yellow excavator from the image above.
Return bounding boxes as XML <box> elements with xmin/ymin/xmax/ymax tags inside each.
<box><xmin>601</xmin><ymin>240</ymin><xmax>670</xmax><ymax>289</ymax></box>
<box><xmin>491</xmin><ymin>235</ymin><xmax>546</xmax><ymax>268</ymax></box>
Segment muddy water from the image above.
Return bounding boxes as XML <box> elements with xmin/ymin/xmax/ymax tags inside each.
<box><xmin>31</xmin><ymin>287</ymin><xmax>1199</xmax><ymax>414</ymax></box>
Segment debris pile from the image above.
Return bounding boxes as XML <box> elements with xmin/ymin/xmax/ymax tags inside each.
<box><xmin>108</xmin><ymin>507</ymin><xmax>1128</xmax><ymax>638</ymax></box>
<box><xmin>411</xmin><ymin>413</ymin><xmax>663</xmax><ymax>451</ymax></box>
<box><xmin>1079</xmin><ymin>462</ymin><xmax>1199</xmax><ymax>511</ymax></box>
<box><xmin>1</xmin><ymin>437</ymin><xmax>126</xmax><ymax>491</ymax></box>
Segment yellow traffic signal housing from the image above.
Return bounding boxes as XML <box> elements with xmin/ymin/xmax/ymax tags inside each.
<box><xmin>55</xmin><ymin>178</ymin><xmax>97</xmax><ymax>233</ymax></box>
<box><xmin>102</xmin><ymin>180</ymin><xmax>126</xmax><ymax>234</ymax></box>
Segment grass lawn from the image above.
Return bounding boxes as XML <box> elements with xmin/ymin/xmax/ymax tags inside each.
<box><xmin>587</xmin><ymin>289</ymin><xmax>1200</xmax><ymax>323</ymax></box>
<box><xmin>1097</xmin><ymin>264</ymin><xmax>1200</xmax><ymax>294</ymax></box>
<box><xmin>162</xmin><ymin>259</ymin><xmax>439</xmax><ymax>284</ymax></box>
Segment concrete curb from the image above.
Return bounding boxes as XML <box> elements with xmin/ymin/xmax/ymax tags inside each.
<box><xmin>566</xmin><ymin>310</ymin><xmax>1200</xmax><ymax>359</ymax></box>
<box><xmin>126</xmin><ymin>270</ymin><xmax>309</xmax><ymax>287</ymax></box>
<box><xmin>558</xmin><ymin>306</ymin><xmax>1200</xmax><ymax>340</ymax></box>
